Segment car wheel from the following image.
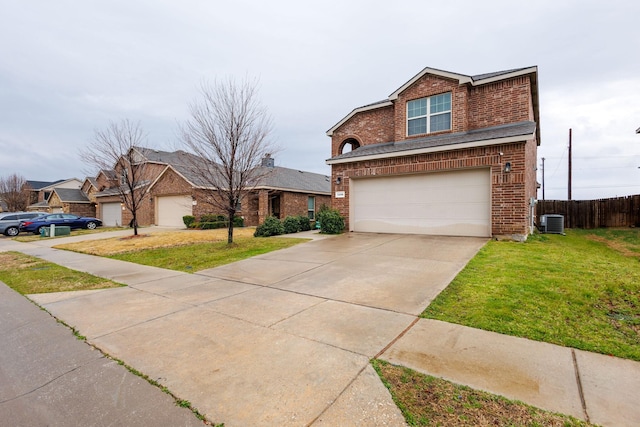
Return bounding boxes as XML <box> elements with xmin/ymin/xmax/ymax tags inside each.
<box><xmin>5</xmin><ymin>226</ymin><xmax>19</xmax><ymax>237</ymax></box>
<box><xmin>86</xmin><ymin>221</ymin><xmax>97</xmax><ymax>230</ymax></box>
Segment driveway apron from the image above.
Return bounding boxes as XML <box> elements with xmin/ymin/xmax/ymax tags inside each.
<box><xmin>7</xmin><ymin>232</ymin><xmax>487</xmax><ymax>426</ymax></box>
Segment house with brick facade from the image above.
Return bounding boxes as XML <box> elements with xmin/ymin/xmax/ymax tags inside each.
<box><xmin>326</xmin><ymin>66</ymin><xmax>540</xmax><ymax>240</ymax></box>
<box><xmin>93</xmin><ymin>147</ymin><xmax>330</xmax><ymax>228</ymax></box>
<box><xmin>26</xmin><ymin>178</ymin><xmax>90</xmax><ymax>215</ymax></box>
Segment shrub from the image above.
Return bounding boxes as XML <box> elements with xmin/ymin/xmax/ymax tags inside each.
<box><xmin>317</xmin><ymin>208</ymin><xmax>345</xmax><ymax>234</ymax></box>
<box><xmin>183</xmin><ymin>215</ymin><xmax>196</xmax><ymax>228</ymax></box>
<box><xmin>200</xmin><ymin>214</ymin><xmax>226</xmax><ymax>223</ymax></box>
<box><xmin>201</xmin><ymin>221</ymin><xmax>227</xmax><ymax>230</ymax></box>
<box><xmin>297</xmin><ymin>215</ymin><xmax>312</xmax><ymax>231</ymax></box>
<box><xmin>283</xmin><ymin>216</ymin><xmax>300</xmax><ymax>234</ymax></box>
<box><xmin>254</xmin><ymin>216</ymin><xmax>284</xmax><ymax>237</ymax></box>
<box><xmin>233</xmin><ymin>216</ymin><xmax>244</xmax><ymax>227</ymax></box>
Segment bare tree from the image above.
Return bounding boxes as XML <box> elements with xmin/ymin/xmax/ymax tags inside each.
<box><xmin>81</xmin><ymin>119</ymin><xmax>149</xmax><ymax>236</ymax></box>
<box><xmin>179</xmin><ymin>78</ymin><xmax>276</xmax><ymax>244</ymax></box>
<box><xmin>0</xmin><ymin>173</ymin><xmax>30</xmax><ymax>212</ymax></box>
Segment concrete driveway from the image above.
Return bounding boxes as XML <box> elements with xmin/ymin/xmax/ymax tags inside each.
<box><xmin>22</xmin><ymin>232</ymin><xmax>487</xmax><ymax>426</ymax></box>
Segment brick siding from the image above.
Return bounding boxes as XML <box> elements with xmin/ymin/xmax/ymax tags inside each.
<box><xmin>330</xmin><ymin>71</ymin><xmax>538</xmax><ymax>239</ymax></box>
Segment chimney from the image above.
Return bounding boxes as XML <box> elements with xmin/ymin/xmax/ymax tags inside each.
<box><xmin>261</xmin><ymin>154</ymin><xmax>275</xmax><ymax>168</ymax></box>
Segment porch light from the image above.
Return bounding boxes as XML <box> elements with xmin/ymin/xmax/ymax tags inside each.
<box><xmin>504</xmin><ymin>162</ymin><xmax>512</xmax><ymax>173</ymax></box>
<box><xmin>335</xmin><ymin>177</ymin><xmax>342</xmax><ymax>185</ymax></box>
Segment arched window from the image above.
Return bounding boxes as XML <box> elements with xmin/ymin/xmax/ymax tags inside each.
<box><xmin>339</xmin><ymin>138</ymin><xmax>361</xmax><ymax>154</ymax></box>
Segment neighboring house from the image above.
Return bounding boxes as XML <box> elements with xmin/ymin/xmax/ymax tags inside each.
<box><xmin>242</xmin><ymin>154</ymin><xmax>332</xmax><ymax>226</ymax></box>
<box><xmin>26</xmin><ymin>178</ymin><xmax>87</xmax><ymax>214</ymax></box>
<box><xmin>94</xmin><ymin>147</ymin><xmax>330</xmax><ymax>227</ymax></box>
<box><xmin>326</xmin><ymin>66</ymin><xmax>540</xmax><ymax>240</ymax></box>
<box><xmin>45</xmin><ymin>188</ymin><xmax>94</xmax><ymax>216</ymax></box>
<box><xmin>0</xmin><ymin>200</ymin><xmax>7</xmax><ymax>212</ymax></box>
<box><xmin>24</xmin><ymin>180</ymin><xmax>61</xmax><ymax>205</ymax></box>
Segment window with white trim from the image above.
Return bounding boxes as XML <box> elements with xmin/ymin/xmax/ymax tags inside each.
<box><xmin>407</xmin><ymin>92</ymin><xmax>452</xmax><ymax>136</ymax></box>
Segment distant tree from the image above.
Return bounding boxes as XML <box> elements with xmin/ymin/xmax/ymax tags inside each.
<box><xmin>80</xmin><ymin>119</ymin><xmax>149</xmax><ymax>236</ymax></box>
<box><xmin>0</xmin><ymin>173</ymin><xmax>30</xmax><ymax>211</ymax></box>
<box><xmin>178</xmin><ymin>78</ymin><xmax>276</xmax><ymax>244</ymax></box>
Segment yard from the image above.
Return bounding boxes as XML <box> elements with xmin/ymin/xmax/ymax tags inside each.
<box><xmin>422</xmin><ymin>228</ymin><xmax>640</xmax><ymax>361</ymax></box>
<box><xmin>54</xmin><ymin>228</ymin><xmax>308</xmax><ymax>272</ymax></box>
<box><xmin>3</xmin><ymin>227</ymin><xmax>636</xmax><ymax>426</ymax></box>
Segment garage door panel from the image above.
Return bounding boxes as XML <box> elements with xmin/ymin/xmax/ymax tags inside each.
<box><xmin>351</xmin><ymin>169</ymin><xmax>490</xmax><ymax>237</ymax></box>
<box><xmin>102</xmin><ymin>202</ymin><xmax>122</xmax><ymax>227</ymax></box>
<box><xmin>157</xmin><ymin>195</ymin><xmax>192</xmax><ymax>227</ymax></box>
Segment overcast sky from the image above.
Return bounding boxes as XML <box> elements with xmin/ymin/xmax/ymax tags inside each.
<box><xmin>1</xmin><ymin>1</ymin><xmax>638</xmax><ymax>200</ymax></box>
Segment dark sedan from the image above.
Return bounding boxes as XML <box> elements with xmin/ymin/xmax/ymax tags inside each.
<box><xmin>20</xmin><ymin>213</ymin><xmax>102</xmax><ymax>235</ymax></box>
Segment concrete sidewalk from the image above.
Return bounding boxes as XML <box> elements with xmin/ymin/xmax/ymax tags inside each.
<box><xmin>2</xmin><ymin>230</ymin><xmax>639</xmax><ymax>426</ymax></box>
<box><xmin>0</xmin><ymin>281</ymin><xmax>203</xmax><ymax>427</ymax></box>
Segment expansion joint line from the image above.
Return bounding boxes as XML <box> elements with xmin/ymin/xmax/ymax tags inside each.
<box><xmin>571</xmin><ymin>349</ymin><xmax>590</xmax><ymax>423</ymax></box>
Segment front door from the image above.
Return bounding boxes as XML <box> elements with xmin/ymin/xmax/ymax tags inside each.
<box><xmin>269</xmin><ymin>195</ymin><xmax>281</xmax><ymax>218</ymax></box>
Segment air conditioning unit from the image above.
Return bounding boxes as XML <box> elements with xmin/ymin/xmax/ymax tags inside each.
<box><xmin>539</xmin><ymin>214</ymin><xmax>564</xmax><ymax>234</ymax></box>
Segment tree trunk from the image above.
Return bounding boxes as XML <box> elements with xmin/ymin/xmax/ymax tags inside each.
<box><xmin>227</xmin><ymin>208</ymin><xmax>235</xmax><ymax>244</ymax></box>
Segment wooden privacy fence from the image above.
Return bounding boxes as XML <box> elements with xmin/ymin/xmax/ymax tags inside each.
<box><xmin>536</xmin><ymin>195</ymin><xmax>640</xmax><ymax>229</ymax></box>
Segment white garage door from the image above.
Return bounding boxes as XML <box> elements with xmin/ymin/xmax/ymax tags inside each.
<box><xmin>157</xmin><ymin>195</ymin><xmax>192</xmax><ymax>227</ymax></box>
<box><xmin>102</xmin><ymin>202</ymin><xmax>122</xmax><ymax>227</ymax></box>
<box><xmin>351</xmin><ymin>168</ymin><xmax>491</xmax><ymax>237</ymax></box>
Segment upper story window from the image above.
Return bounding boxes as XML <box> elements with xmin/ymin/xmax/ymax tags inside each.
<box><xmin>407</xmin><ymin>92</ymin><xmax>451</xmax><ymax>136</ymax></box>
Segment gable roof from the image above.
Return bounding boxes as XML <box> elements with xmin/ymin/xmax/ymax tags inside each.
<box><xmin>26</xmin><ymin>180</ymin><xmax>60</xmax><ymax>190</ymax></box>
<box><xmin>326</xmin><ymin>66</ymin><xmax>540</xmax><ymax>142</ymax></box>
<box><xmin>83</xmin><ymin>177</ymin><xmax>99</xmax><ymax>189</ymax></box>
<box><xmin>327</xmin><ymin>121</ymin><xmax>536</xmax><ymax>165</ymax></box>
<box><xmin>38</xmin><ymin>178</ymin><xmax>82</xmax><ymax>191</ymax></box>
<box><xmin>53</xmin><ymin>188</ymin><xmax>91</xmax><ymax>203</ymax></box>
<box><xmin>147</xmin><ymin>156</ymin><xmax>331</xmax><ymax>195</ymax></box>
<box><xmin>256</xmin><ymin>166</ymin><xmax>330</xmax><ymax>194</ymax></box>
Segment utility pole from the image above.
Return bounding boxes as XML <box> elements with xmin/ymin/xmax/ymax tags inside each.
<box><xmin>541</xmin><ymin>157</ymin><xmax>545</xmax><ymax>201</ymax></box>
<box><xmin>568</xmin><ymin>128</ymin><xmax>572</xmax><ymax>201</ymax></box>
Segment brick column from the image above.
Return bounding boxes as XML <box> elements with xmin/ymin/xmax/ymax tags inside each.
<box><xmin>257</xmin><ymin>190</ymin><xmax>269</xmax><ymax>225</ymax></box>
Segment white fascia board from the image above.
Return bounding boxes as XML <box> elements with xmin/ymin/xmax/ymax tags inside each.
<box><xmin>471</xmin><ymin>66</ymin><xmax>538</xmax><ymax>86</ymax></box>
<box><xmin>389</xmin><ymin>68</ymin><xmax>472</xmax><ymax>100</ymax></box>
<box><xmin>326</xmin><ymin>132</ymin><xmax>535</xmax><ymax>165</ymax></box>
<box><xmin>326</xmin><ymin>101</ymin><xmax>393</xmax><ymax>136</ymax></box>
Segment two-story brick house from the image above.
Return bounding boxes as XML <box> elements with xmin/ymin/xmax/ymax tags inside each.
<box><xmin>326</xmin><ymin>66</ymin><xmax>540</xmax><ymax>240</ymax></box>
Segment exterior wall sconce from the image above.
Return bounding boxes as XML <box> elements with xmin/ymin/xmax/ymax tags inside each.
<box><xmin>504</xmin><ymin>162</ymin><xmax>512</xmax><ymax>173</ymax></box>
<box><xmin>335</xmin><ymin>176</ymin><xmax>342</xmax><ymax>185</ymax></box>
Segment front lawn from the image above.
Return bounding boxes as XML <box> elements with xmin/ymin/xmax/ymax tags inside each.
<box><xmin>422</xmin><ymin>229</ymin><xmax>640</xmax><ymax>361</ymax></box>
<box><xmin>55</xmin><ymin>228</ymin><xmax>308</xmax><ymax>272</ymax></box>
<box><xmin>0</xmin><ymin>252</ymin><xmax>123</xmax><ymax>294</ymax></box>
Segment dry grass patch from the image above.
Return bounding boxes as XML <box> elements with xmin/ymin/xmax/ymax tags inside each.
<box><xmin>55</xmin><ymin>228</ymin><xmax>256</xmax><ymax>255</ymax></box>
<box><xmin>373</xmin><ymin>360</ymin><xmax>592</xmax><ymax>427</ymax></box>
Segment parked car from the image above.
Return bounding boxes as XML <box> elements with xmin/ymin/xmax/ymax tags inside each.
<box><xmin>19</xmin><ymin>213</ymin><xmax>103</xmax><ymax>235</ymax></box>
<box><xmin>0</xmin><ymin>212</ymin><xmax>48</xmax><ymax>236</ymax></box>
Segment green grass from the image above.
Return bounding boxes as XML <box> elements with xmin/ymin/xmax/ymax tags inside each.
<box><xmin>0</xmin><ymin>251</ymin><xmax>123</xmax><ymax>294</ymax></box>
<box><xmin>422</xmin><ymin>229</ymin><xmax>640</xmax><ymax>361</ymax></box>
<box><xmin>108</xmin><ymin>236</ymin><xmax>307</xmax><ymax>272</ymax></box>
